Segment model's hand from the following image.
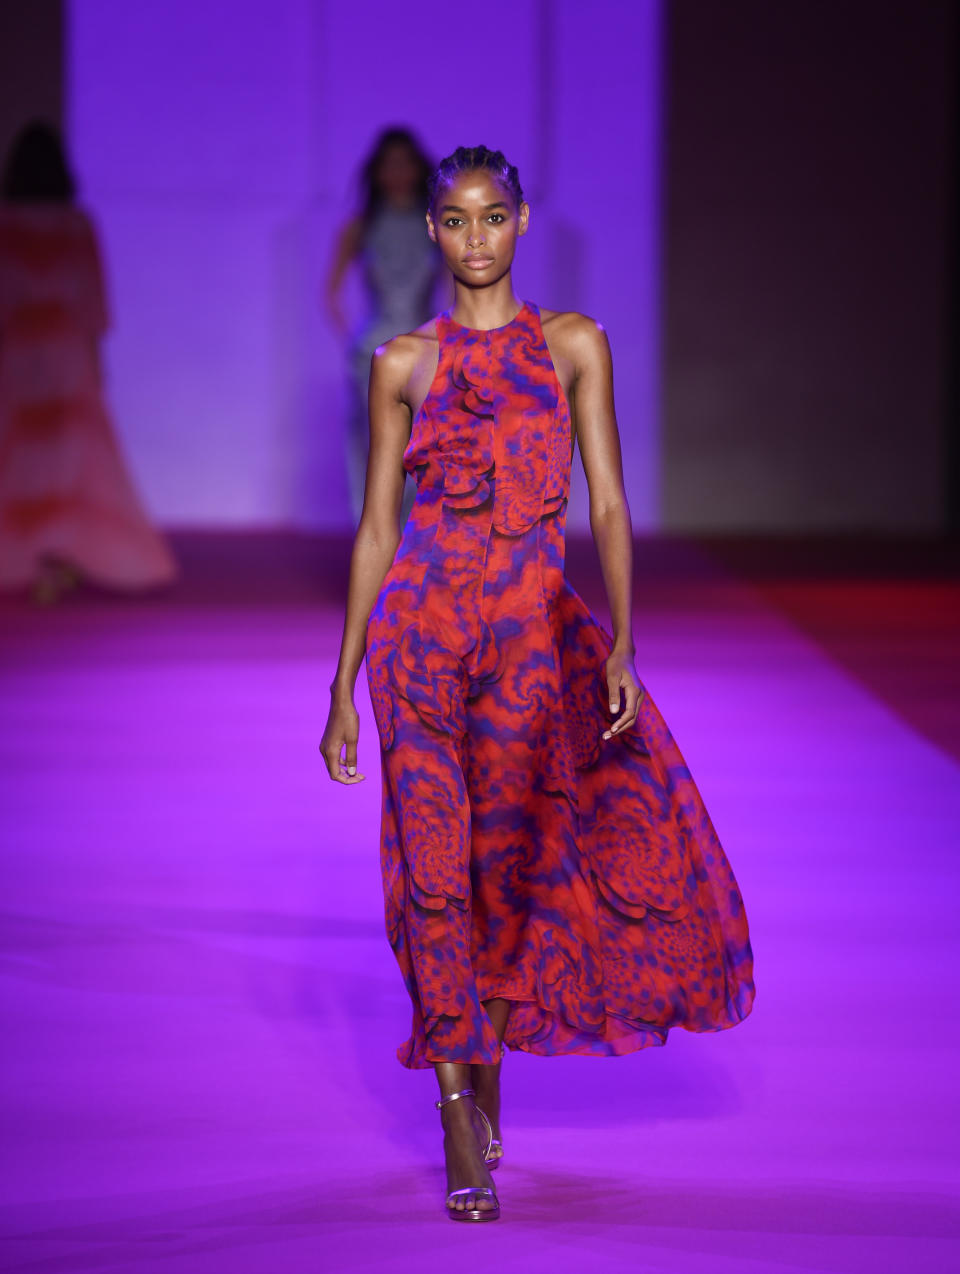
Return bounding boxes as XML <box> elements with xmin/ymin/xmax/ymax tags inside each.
<box><xmin>603</xmin><ymin>651</ymin><xmax>643</xmax><ymax>740</ymax></box>
<box><xmin>319</xmin><ymin>695</ymin><xmax>365</xmax><ymax>783</ymax></box>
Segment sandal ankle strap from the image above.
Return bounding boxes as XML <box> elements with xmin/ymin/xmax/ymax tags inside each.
<box><xmin>435</xmin><ymin>1087</ymin><xmax>476</xmax><ymax>1111</ymax></box>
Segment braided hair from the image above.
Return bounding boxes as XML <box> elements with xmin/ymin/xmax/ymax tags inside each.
<box><xmin>428</xmin><ymin>145</ymin><xmax>524</xmax><ymax>213</ymax></box>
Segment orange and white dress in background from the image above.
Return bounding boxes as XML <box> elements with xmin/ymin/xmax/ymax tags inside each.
<box><xmin>0</xmin><ymin>203</ymin><xmax>176</xmax><ymax>591</ymax></box>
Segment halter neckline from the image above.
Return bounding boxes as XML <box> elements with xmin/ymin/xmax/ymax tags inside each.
<box><xmin>444</xmin><ymin>300</ymin><xmax>532</xmax><ymax>334</ymax></box>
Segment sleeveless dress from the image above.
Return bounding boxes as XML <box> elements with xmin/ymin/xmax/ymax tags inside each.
<box><xmin>365</xmin><ymin>300</ymin><xmax>755</xmax><ymax>1069</ymax></box>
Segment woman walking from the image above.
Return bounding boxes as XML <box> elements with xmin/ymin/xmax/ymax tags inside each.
<box><xmin>326</xmin><ymin>127</ymin><xmax>443</xmax><ymax>524</ymax></box>
<box><xmin>320</xmin><ymin>145</ymin><xmax>755</xmax><ymax>1222</ymax></box>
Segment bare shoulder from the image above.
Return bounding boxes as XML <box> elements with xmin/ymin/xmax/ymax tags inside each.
<box><xmin>371</xmin><ymin>318</ymin><xmax>440</xmax><ymax>397</ymax></box>
<box><xmin>538</xmin><ymin>307</ymin><xmax>610</xmax><ymax>368</ymax></box>
<box><xmin>373</xmin><ymin>318</ymin><xmax>439</xmax><ymax>371</ymax></box>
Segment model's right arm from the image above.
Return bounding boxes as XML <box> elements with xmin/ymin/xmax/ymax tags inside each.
<box><xmin>319</xmin><ymin>339</ymin><xmax>412</xmax><ymax>784</ymax></box>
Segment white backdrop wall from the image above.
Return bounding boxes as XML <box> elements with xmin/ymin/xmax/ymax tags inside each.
<box><xmin>67</xmin><ymin>0</ymin><xmax>661</xmax><ymax>530</ymax></box>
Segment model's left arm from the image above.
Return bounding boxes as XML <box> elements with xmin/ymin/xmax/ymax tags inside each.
<box><xmin>571</xmin><ymin>318</ymin><xmax>644</xmax><ymax>737</ymax></box>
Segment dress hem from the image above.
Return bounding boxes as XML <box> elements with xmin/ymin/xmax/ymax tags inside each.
<box><xmin>396</xmin><ymin>992</ymin><xmax>756</xmax><ymax>1070</ymax></box>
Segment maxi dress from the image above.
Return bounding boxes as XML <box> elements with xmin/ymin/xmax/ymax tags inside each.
<box><xmin>0</xmin><ymin>203</ymin><xmax>176</xmax><ymax>591</ymax></box>
<box><xmin>364</xmin><ymin>301</ymin><xmax>756</xmax><ymax>1069</ymax></box>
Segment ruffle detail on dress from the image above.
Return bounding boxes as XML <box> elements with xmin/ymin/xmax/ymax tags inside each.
<box><xmin>439</xmin><ymin>462</ymin><xmax>493</xmax><ymax>511</ymax></box>
<box><xmin>421</xmin><ymin>337</ymin><xmax>571</xmax><ymax>536</ymax></box>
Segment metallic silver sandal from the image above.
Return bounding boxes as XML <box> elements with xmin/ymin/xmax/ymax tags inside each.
<box><xmin>436</xmin><ymin>1088</ymin><xmax>500</xmax><ymax>1222</ymax></box>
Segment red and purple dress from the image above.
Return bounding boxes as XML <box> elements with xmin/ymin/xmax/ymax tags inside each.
<box><xmin>365</xmin><ymin>300</ymin><xmax>755</xmax><ymax>1068</ymax></box>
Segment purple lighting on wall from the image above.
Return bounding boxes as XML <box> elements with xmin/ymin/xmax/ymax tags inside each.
<box><xmin>66</xmin><ymin>0</ymin><xmax>661</xmax><ymax>530</ymax></box>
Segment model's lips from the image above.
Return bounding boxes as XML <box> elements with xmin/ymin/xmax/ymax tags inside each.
<box><xmin>463</xmin><ymin>256</ymin><xmax>494</xmax><ymax>270</ymax></box>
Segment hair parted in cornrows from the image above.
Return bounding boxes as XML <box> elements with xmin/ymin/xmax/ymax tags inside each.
<box><xmin>428</xmin><ymin>145</ymin><xmax>524</xmax><ymax>212</ymax></box>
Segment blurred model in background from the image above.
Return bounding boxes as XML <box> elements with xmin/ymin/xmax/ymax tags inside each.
<box><xmin>0</xmin><ymin>121</ymin><xmax>177</xmax><ymax>602</ymax></box>
<box><xmin>326</xmin><ymin>127</ymin><xmax>443</xmax><ymax>524</ymax></box>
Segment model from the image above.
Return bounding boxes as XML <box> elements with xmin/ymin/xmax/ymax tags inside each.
<box><xmin>326</xmin><ymin>127</ymin><xmax>443</xmax><ymax>524</ymax></box>
<box><xmin>0</xmin><ymin>121</ymin><xmax>177</xmax><ymax>600</ymax></box>
<box><xmin>320</xmin><ymin>145</ymin><xmax>755</xmax><ymax>1223</ymax></box>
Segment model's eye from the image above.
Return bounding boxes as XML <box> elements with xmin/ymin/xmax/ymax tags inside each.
<box><xmin>443</xmin><ymin>217</ymin><xmax>463</xmax><ymax>227</ymax></box>
<box><xmin>487</xmin><ymin>214</ymin><xmax>506</xmax><ymax>224</ymax></box>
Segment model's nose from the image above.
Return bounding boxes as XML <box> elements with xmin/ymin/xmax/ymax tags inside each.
<box><xmin>467</xmin><ymin>227</ymin><xmax>485</xmax><ymax>248</ymax></box>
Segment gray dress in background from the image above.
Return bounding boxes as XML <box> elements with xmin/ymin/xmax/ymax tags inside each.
<box><xmin>346</xmin><ymin>205</ymin><xmax>440</xmax><ymax>524</ymax></box>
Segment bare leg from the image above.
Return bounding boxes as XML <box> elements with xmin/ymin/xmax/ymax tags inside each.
<box><xmin>435</xmin><ymin>1061</ymin><xmax>497</xmax><ymax>1213</ymax></box>
<box><xmin>471</xmin><ymin>997</ymin><xmax>510</xmax><ymax>1160</ymax></box>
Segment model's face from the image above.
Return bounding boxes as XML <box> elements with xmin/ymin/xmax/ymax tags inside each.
<box><xmin>426</xmin><ymin>170</ymin><xmax>528</xmax><ymax>286</ymax></box>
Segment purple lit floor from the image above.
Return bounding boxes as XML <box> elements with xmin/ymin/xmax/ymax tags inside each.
<box><xmin>2</xmin><ymin>534</ymin><xmax>958</xmax><ymax>1273</ymax></box>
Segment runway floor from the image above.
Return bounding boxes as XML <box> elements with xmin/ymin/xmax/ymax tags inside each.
<box><xmin>1</xmin><ymin>532</ymin><xmax>958</xmax><ymax>1273</ymax></box>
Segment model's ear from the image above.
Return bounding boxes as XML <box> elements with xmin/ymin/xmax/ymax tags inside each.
<box><xmin>517</xmin><ymin>201</ymin><xmax>530</xmax><ymax>237</ymax></box>
<box><xmin>425</xmin><ymin>210</ymin><xmax>437</xmax><ymax>243</ymax></box>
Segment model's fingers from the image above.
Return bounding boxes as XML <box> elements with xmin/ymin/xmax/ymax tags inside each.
<box><xmin>320</xmin><ymin>740</ymin><xmax>342</xmax><ymax>781</ymax></box>
<box><xmin>604</xmin><ymin>682</ymin><xmax>642</xmax><ymax>738</ymax></box>
<box><xmin>330</xmin><ymin>762</ymin><xmax>365</xmax><ymax>785</ymax></box>
<box><xmin>336</xmin><ymin>741</ymin><xmax>365</xmax><ymax>782</ymax></box>
<box><xmin>622</xmin><ymin>683</ymin><xmax>642</xmax><ymax>722</ymax></box>
<box><xmin>320</xmin><ymin>739</ymin><xmax>355</xmax><ymax>784</ymax></box>
<box><xmin>615</xmin><ymin>684</ymin><xmax>642</xmax><ymax>731</ymax></box>
<box><xmin>606</xmin><ymin>672</ymin><xmax>623</xmax><ymax>714</ymax></box>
